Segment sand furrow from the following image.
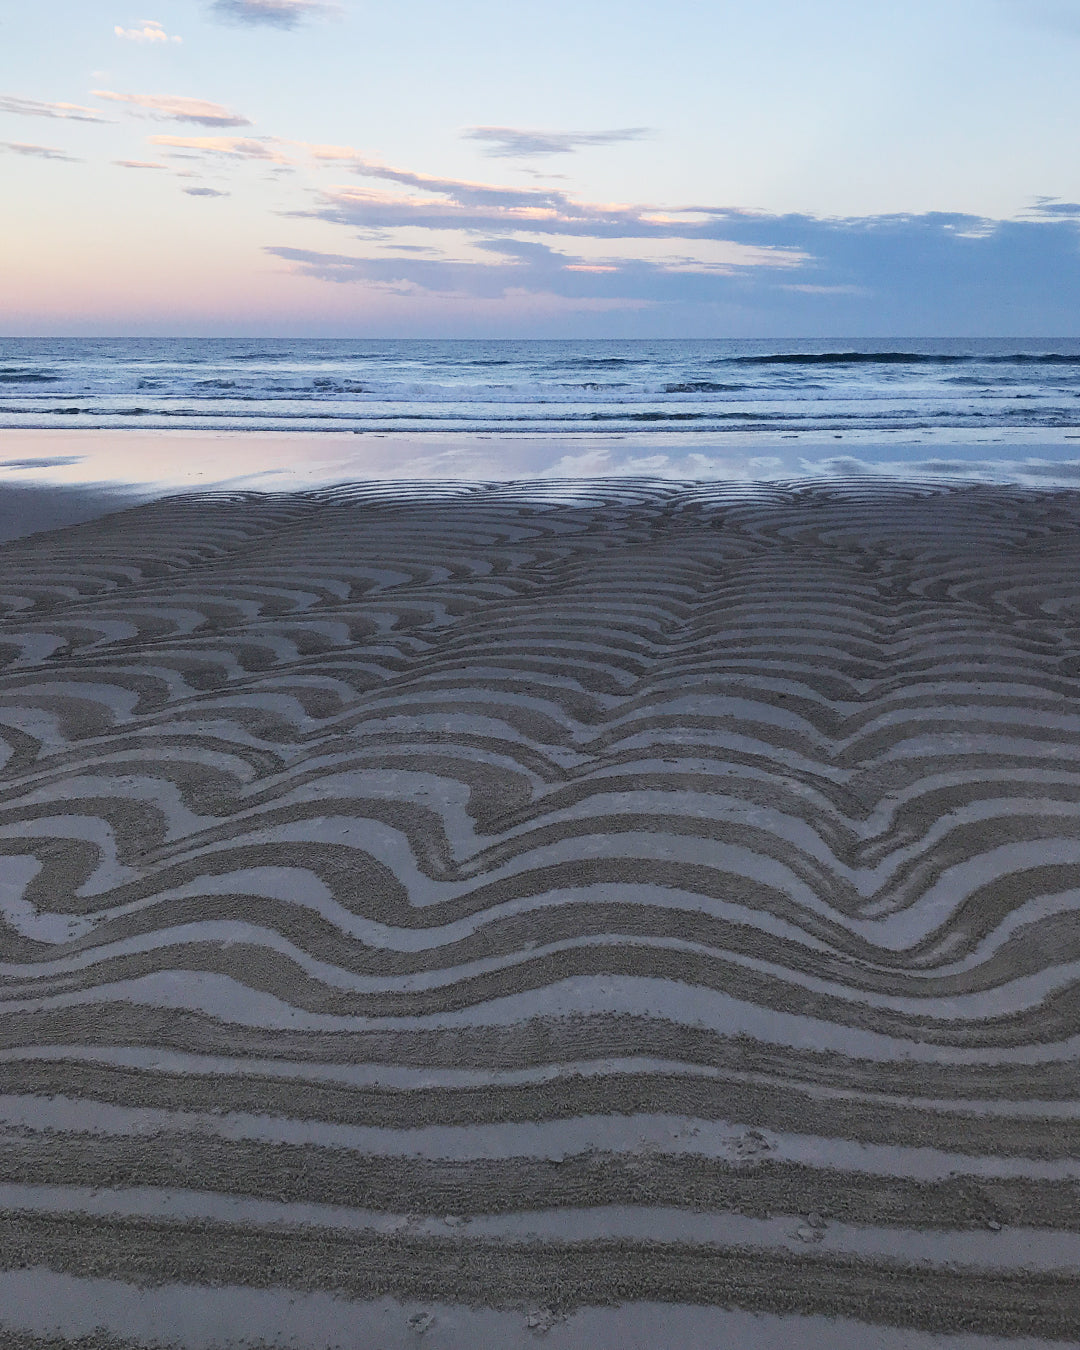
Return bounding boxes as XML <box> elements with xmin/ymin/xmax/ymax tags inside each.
<box><xmin>2</xmin><ymin>479</ymin><xmax>1080</xmax><ymax>1341</ymax></box>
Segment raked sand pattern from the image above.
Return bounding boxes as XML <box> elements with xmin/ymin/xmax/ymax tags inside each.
<box><xmin>1</xmin><ymin>477</ymin><xmax>1080</xmax><ymax>1347</ymax></box>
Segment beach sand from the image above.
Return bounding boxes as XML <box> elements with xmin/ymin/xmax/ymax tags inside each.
<box><xmin>1</xmin><ymin>477</ymin><xmax>1079</xmax><ymax>1347</ymax></box>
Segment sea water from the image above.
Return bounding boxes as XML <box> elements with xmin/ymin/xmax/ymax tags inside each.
<box><xmin>2</xmin><ymin>336</ymin><xmax>1080</xmax><ymax>490</ymax></box>
<box><xmin>2</xmin><ymin>336</ymin><xmax>1080</xmax><ymax>436</ymax></box>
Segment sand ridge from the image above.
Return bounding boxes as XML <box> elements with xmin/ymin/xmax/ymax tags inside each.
<box><xmin>1</xmin><ymin>477</ymin><xmax>1079</xmax><ymax>1345</ymax></box>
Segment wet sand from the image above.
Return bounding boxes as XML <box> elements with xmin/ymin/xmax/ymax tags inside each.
<box><xmin>0</xmin><ymin>483</ymin><xmax>155</xmax><ymax>546</ymax></box>
<box><xmin>5</xmin><ymin>424</ymin><xmax>1080</xmax><ymax>516</ymax></box>
<box><xmin>1</xmin><ymin>477</ymin><xmax>1079</xmax><ymax>1346</ymax></box>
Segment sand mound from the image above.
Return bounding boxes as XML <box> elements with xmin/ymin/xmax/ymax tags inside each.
<box><xmin>1</xmin><ymin>478</ymin><xmax>1079</xmax><ymax>1346</ymax></box>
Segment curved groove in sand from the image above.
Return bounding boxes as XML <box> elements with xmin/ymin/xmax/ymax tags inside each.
<box><xmin>2</xmin><ymin>479</ymin><xmax>1080</xmax><ymax>1338</ymax></box>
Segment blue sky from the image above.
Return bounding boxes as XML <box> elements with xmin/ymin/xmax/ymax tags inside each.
<box><xmin>2</xmin><ymin>0</ymin><xmax>1079</xmax><ymax>335</ymax></box>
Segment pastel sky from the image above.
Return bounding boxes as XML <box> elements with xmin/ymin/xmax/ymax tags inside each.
<box><xmin>2</xmin><ymin>0</ymin><xmax>1079</xmax><ymax>336</ymax></box>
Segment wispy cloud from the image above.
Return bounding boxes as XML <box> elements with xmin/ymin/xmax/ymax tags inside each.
<box><xmin>150</xmin><ymin>133</ymin><xmax>289</xmax><ymax>160</ymax></box>
<box><xmin>306</xmin><ymin>147</ymin><xmax>586</xmax><ymax>209</ymax></box>
<box><xmin>184</xmin><ymin>185</ymin><xmax>230</xmax><ymax>196</ymax></box>
<box><xmin>210</xmin><ymin>0</ymin><xmax>342</xmax><ymax>27</ymax></box>
<box><xmin>264</xmin><ymin>238</ymin><xmax>790</xmax><ymax>303</ymax></box>
<box><xmin>463</xmin><ymin>126</ymin><xmax>652</xmax><ymax>158</ymax></box>
<box><xmin>302</xmin><ymin>167</ymin><xmax>707</xmax><ymax>237</ymax></box>
<box><xmin>114</xmin><ymin>19</ymin><xmax>182</xmax><ymax>43</ymax></box>
<box><xmin>0</xmin><ymin>94</ymin><xmax>110</xmax><ymax>123</ymax></box>
<box><xmin>93</xmin><ymin>91</ymin><xmax>251</xmax><ymax>126</ymax></box>
<box><xmin>1</xmin><ymin>141</ymin><xmax>80</xmax><ymax>161</ymax></box>
<box><xmin>288</xmin><ymin>156</ymin><xmax>1080</xmax><ymax>336</ymax></box>
<box><xmin>1032</xmin><ymin>196</ymin><xmax>1080</xmax><ymax>218</ymax></box>
<box><xmin>113</xmin><ymin>158</ymin><xmax>170</xmax><ymax>169</ymax></box>
<box><xmin>302</xmin><ymin>166</ymin><xmax>1080</xmax><ymax>319</ymax></box>
<box><xmin>267</xmin><ymin>148</ymin><xmax>1080</xmax><ymax>333</ymax></box>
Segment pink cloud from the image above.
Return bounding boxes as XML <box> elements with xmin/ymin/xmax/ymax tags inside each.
<box><xmin>1</xmin><ymin>141</ymin><xmax>80</xmax><ymax>162</ymax></box>
<box><xmin>149</xmin><ymin>134</ymin><xmax>290</xmax><ymax>161</ymax></box>
<box><xmin>0</xmin><ymin>94</ymin><xmax>109</xmax><ymax>123</ymax></box>
<box><xmin>114</xmin><ymin>20</ymin><xmax>182</xmax><ymax>43</ymax></box>
<box><xmin>93</xmin><ymin>91</ymin><xmax>250</xmax><ymax>127</ymax></box>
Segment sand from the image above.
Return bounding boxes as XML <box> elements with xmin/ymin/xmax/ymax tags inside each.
<box><xmin>1</xmin><ymin>476</ymin><xmax>1079</xmax><ymax>1347</ymax></box>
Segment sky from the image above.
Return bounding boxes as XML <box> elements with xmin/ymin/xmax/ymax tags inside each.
<box><xmin>1</xmin><ymin>0</ymin><xmax>1079</xmax><ymax>337</ymax></box>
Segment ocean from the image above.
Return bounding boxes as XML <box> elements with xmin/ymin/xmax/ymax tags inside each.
<box><xmin>2</xmin><ymin>335</ymin><xmax>1080</xmax><ymax>436</ymax></box>
<box><xmin>3</xmin><ymin>336</ymin><xmax>1080</xmax><ymax>495</ymax></box>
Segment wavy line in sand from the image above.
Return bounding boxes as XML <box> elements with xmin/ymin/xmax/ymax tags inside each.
<box><xmin>1</xmin><ymin>478</ymin><xmax>1080</xmax><ymax>1343</ymax></box>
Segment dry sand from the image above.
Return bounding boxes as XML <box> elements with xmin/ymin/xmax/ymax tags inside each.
<box><xmin>1</xmin><ymin>476</ymin><xmax>1079</xmax><ymax>1347</ymax></box>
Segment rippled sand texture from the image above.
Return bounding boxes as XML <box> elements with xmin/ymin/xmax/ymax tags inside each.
<box><xmin>2</xmin><ymin>478</ymin><xmax>1080</xmax><ymax>1346</ymax></box>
